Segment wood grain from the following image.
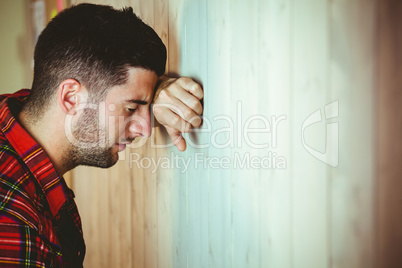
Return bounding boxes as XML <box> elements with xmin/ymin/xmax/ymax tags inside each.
<box><xmin>377</xmin><ymin>1</ymin><xmax>402</xmax><ymax>267</ymax></box>
<box><xmin>61</xmin><ymin>1</ymin><xmax>400</xmax><ymax>268</ymax></box>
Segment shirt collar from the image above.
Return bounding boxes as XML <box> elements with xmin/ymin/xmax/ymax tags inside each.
<box><xmin>0</xmin><ymin>89</ymin><xmax>74</xmax><ymax>218</ymax></box>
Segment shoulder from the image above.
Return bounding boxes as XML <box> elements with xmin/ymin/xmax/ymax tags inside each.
<box><xmin>0</xmin><ymin>137</ymin><xmax>43</xmax><ymax>231</ymax></box>
<box><xmin>0</xmin><ymin>141</ymin><xmax>62</xmax><ymax>265</ymax></box>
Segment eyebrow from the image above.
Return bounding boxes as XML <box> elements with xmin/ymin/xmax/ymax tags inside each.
<box><xmin>125</xmin><ymin>99</ymin><xmax>149</xmax><ymax>105</ymax></box>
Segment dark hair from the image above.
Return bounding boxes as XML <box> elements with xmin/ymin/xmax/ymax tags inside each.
<box><xmin>25</xmin><ymin>3</ymin><xmax>166</xmax><ymax>117</ymax></box>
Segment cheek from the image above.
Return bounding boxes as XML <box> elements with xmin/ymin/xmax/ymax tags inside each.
<box><xmin>104</xmin><ymin>109</ymin><xmax>128</xmax><ymax>138</ymax></box>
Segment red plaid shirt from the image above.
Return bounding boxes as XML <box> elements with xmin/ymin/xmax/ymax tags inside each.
<box><xmin>0</xmin><ymin>90</ymin><xmax>85</xmax><ymax>267</ymax></box>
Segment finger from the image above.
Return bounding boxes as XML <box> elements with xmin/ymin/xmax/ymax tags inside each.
<box><xmin>154</xmin><ymin>93</ymin><xmax>202</xmax><ymax>128</ymax></box>
<box><xmin>166</xmin><ymin>126</ymin><xmax>187</xmax><ymax>151</ymax></box>
<box><xmin>167</xmin><ymin>85</ymin><xmax>203</xmax><ymax>115</ymax></box>
<box><xmin>176</xmin><ymin>77</ymin><xmax>204</xmax><ymax>100</ymax></box>
<box><xmin>153</xmin><ymin>104</ymin><xmax>193</xmax><ymax>132</ymax></box>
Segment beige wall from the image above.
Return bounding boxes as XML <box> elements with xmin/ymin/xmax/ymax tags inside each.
<box><xmin>0</xmin><ymin>0</ymin><xmax>32</xmax><ymax>94</ymax></box>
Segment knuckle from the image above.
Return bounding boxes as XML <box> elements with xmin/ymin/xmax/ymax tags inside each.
<box><xmin>178</xmin><ymin>76</ymin><xmax>190</xmax><ymax>83</ymax></box>
<box><xmin>179</xmin><ymin>77</ymin><xmax>193</xmax><ymax>88</ymax></box>
<box><xmin>172</xmin><ymin>115</ymin><xmax>181</xmax><ymax>126</ymax></box>
<box><xmin>184</xmin><ymin>109</ymin><xmax>193</xmax><ymax>120</ymax></box>
<box><xmin>190</xmin><ymin>98</ymin><xmax>201</xmax><ymax>110</ymax></box>
<box><xmin>174</xmin><ymin>107</ymin><xmax>184</xmax><ymax>118</ymax></box>
<box><xmin>191</xmin><ymin>83</ymin><xmax>200</xmax><ymax>93</ymax></box>
<box><xmin>190</xmin><ymin>115</ymin><xmax>201</xmax><ymax>127</ymax></box>
<box><xmin>182</xmin><ymin>122</ymin><xmax>191</xmax><ymax>133</ymax></box>
<box><xmin>168</xmin><ymin>82</ymin><xmax>179</xmax><ymax>93</ymax></box>
<box><xmin>189</xmin><ymin>101</ymin><xmax>202</xmax><ymax>115</ymax></box>
<box><xmin>158</xmin><ymin>89</ymin><xmax>169</xmax><ymax>100</ymax></box>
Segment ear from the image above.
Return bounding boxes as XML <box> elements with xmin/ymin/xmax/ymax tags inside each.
<box><xmin>57</xmin><ymin>79</ymin><xmax>86</xmax><ymax>115</ymax></box>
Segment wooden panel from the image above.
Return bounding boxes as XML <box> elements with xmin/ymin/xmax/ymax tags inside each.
<box><xmin>180</xmin><ymin>0</ymin><xmax>209</xmax><ymax>267</ymax></box>
<box><xmin>165</xmin><ymin>1</ymin><xmax>188</xmax><ymax>267</ymax></box>
<box><xmin>153</xmin><ymin>0</ymin><xmax>172</xmax><ymax>267</ymax></box>
<box><xmin>261</xmin><ymin>0</ymin><xmax>292</xmax><ymax>267</ymax></box>
<box><xmin>138</xmin><ymin>2</ymin><xmax>159</xmax><ymax>268</ymax></box>
<box><xmin>328</xmin><ymin>1</ymin><xmax>376</xmax><ymax>267</ymax></box>
<box><xmin>205</xmin><ymin>0</ymin><xmax>232</xmax><ymax>267</ymax></box>
<box><xmin>72</xmin><ymin>166</ymin><xmax>110</xmax><ymax>268</ymax></box>
<box><xmin>291</xmin><ymin>1</ymin><xmax>329</xmax><ymax>267</ymax></box>
<box><xmin>229</xmin><ymin>0</ymin><xmax>263</xmax><ymax>266</ymax></box>
<box><xmin>377</xmin><ymin>0</ymin><xmax>402</xmax><ymax>267</ymax></box>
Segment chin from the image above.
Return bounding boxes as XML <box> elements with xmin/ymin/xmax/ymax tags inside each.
<box><xmin>100</xmin><ymin>151</ymin><xmax>120</xmax><ymax>168</ymax></box>
<box><xmin>75</xmin><ymin>147</ymin><xmax>120</xmax><ymax>169</ymax></box>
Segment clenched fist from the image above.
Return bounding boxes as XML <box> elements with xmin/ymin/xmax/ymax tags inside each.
<box><xmin>153</xmin><ymin>76</ymin><xmax>204</xmax><ymax>151</ymax></box>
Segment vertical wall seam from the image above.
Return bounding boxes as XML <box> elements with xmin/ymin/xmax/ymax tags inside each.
<box><xmin>289</xmin><ymin>0</ymin><xmax>294</xmax><ymax>267</ymax></box>
<box><xmin>326</xmin><ymin>1</ymin><xmax>331</xmax><ymax>267</ymax></box>
<box><xmin>372</xmin><ymin>0</ymin><xmax>380</xmax><ymax>267</ymax></box>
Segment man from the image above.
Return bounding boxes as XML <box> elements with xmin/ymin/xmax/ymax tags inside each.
<box><xmin>0</xmin><ymin>3</ymin><xmax>203</xmax><ymax>267</ymax></box>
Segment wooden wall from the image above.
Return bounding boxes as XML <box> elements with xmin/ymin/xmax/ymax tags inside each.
<box><xmin>377</xmin><ymin>1</ymin><xmax>402</xmax><ymax>267</ymax></box>
<box><xmin>64</xmin><ymin>0</ymin><xmax>402</xmax><ymax>267</ymax></box>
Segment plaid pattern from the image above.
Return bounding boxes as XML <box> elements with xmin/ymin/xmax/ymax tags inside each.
<box><xmin>0</xmin><ymin>90</ymin><xmax>85</xmax><ymax>267</ymax></box>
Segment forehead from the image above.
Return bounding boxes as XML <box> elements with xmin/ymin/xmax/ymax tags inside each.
<box><xmin>106</xmin><ymin>68</ymin><xmax>159</xmax><ymax>103</ymax></box>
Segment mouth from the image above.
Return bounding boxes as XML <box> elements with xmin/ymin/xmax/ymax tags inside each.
<box><xmin>116</xmin><ymin>138</ymin><xmax>136</xmax><ymax>152</ymax></box>
<box><xmin>116</xmin><ymin>143</ymin><xmax>127</xmax><ymax>152</ymax></box>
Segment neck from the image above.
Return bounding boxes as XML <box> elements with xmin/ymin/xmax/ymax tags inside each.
<box><xmin>18</xmin><ymin>108</ymin><xmax>69</xmax><ymax>176</ymax></box>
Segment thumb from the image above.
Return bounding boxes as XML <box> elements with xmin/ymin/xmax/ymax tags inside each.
<box><xmin>166</xmin><ymin>126</ymin><xmax>187</xmax><ymax>151</ymax></box>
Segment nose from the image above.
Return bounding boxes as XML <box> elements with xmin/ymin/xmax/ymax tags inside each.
<box><xmin>127</xmin><ymin>109</ymin><xmax>152</xmax><ymax>139</ymax></box>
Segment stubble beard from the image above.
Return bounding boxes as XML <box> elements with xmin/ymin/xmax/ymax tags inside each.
<box><xmin>64</xmin><ymin>106</ymin><xmax>119</xmax><ymax>170</ymax></box>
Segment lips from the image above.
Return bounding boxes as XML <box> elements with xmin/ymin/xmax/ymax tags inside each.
<box><xmin>117</xmin><ymin>143</ymin><xmax>127</xmax><ymax>152</ymax></box>
<box><xmin>116</xmin><ymin>138</ymin><xmax>136</xmax><ymax>152</ymax></box>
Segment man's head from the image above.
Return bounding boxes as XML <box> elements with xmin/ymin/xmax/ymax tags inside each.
<box><xmin>22</xmin><ymin>4</ymin><xmax>166</xmax><ymax>171</ymax></box>
<box><xmin>65</xmin><ymin>68</ymin><xmax>159</xmax><ymax>169</ymax></box>
<box><xmin>25</xmin><ymin>3</ymin><xmax>166</xmax><ymax>118</ymax></box>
